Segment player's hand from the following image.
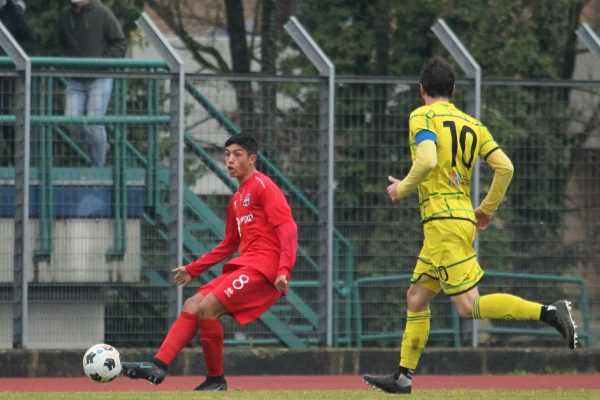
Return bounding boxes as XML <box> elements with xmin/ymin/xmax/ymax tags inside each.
<box><xmin>172</xmin><ymin>266</ymin><xmax>192</xmax><ymax>287</ymax></box>
<box><xmin>274</xmin><ymin>274</ymin><xmax>288</xmax><ymax>292</ymax></box>
<box><xmin>387</xmin><ymin>176</ymin><xmax>401</xmax><ymax>202</ymax></box>
<box><xmin>474</xmin><ymin>207</ymin><xmax>493</xmax><ymax>231</ymax></box>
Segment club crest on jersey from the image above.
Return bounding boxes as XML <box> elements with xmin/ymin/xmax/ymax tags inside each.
<box><xmin>243</xmin><ymin>193</ymin><xmax>251</xmax><ymax>207</ymax></box>
<box><xmin>448</xmin><ymin>171</ymin><xmax>462</xmax><ymax>187</ymax></box>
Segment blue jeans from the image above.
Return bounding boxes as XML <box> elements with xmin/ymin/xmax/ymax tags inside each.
<box><xmin>65</xmin><ymin>78</ymin><xmax>113</xmax><ymax>166</ymax></box>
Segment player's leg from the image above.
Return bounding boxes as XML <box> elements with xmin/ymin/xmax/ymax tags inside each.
<box><xmin>363</xmin><ymin>249</ymin><xmax>440</xmax><ymax>394</ymax></box>
<box><xmin>452</xmin><ymin>288</ymin><xmax>577</xmax><ymax>348</ymax></box>
<box><xmin>121</xmin><ymin>292</ymin><xmax>216</xmax><ymax>384</ymax></box>
<box><xmin>467</xmin><ymin>292</ymin><xmax>577</xmax><ymax>349</ymax></box>
<box><xmin>442</xmin><ymin>220</ymin><xmax>577</xmax><ymax>349</ymax></box>
<box><xmin>155</xmin><ymin>292</ymin><xmax>227</xmax><ymax>364</ymax></box>
<box><xmin>400</xmin><ymin>282</ymin><xmax>437</xmax><ymax>374</ymax></box>
<box><xmin>193</xmin><ymin>267</ymin><xmax>282</xmax><ymax>391</ymax></box>
<box><xmin>195</xmin><ymin>294</ymin><xmax>228</xmax><ymax>391</ymax></box>
<box><xmin>454</xmin><ymin>287</ymin><xmax>540</xmax><ymax>319</ymax></box>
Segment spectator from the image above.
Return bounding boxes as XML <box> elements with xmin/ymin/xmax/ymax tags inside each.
<box><xmin>0</xmin><ymin>0</ymin><xmax>36</xmax><ymax>165</ymax></box>
<box><xmin>57</xmin><ymin>0</ymin><xmax>126</xmax><ymax>167</ymax></box>
<box><xmin>0</xmin><ymin>0</ymin><xmax>36</xmax><ymax>53</ymax></box>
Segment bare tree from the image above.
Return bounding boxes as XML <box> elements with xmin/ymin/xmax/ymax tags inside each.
<box><xmin>146</xmin><ymin>0</ymin><xmax>254</xmax><ymax>118</ymax></box>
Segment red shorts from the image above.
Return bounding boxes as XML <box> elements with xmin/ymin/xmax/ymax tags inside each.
<box><xmin>198</xmin><ymin>266</ymin><xmax>282</xmax><ymax>325</ymax></box>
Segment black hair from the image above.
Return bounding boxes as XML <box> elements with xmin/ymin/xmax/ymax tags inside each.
<box><xmin>224</xmin><ymin>133</ymin><xmax>258</xmax><ymax>155</ymax></box>
<box><xmin>419</xmin><ymin>57</ymin><xmax>455</xmax><ymax>98</ymax></box>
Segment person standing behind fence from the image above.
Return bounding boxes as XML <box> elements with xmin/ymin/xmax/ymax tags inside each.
<box><xmin>0</xmin><ymin>0</ymin><xmax>36</xmax><ymax>165</ymax></box>
<box><xmin>0</xmin><ymin>0</ymin><xmax>35</xmax><ymax>52</ymax></box>
<box><xmin>57</xmin><ymin>0</ymin><xmax>126</xmax><ymax>167</ymax></box>
<box><xmin>362</xmin><ymin>57</ymin><xmax>578</xmax><ymax>395</ymax></box>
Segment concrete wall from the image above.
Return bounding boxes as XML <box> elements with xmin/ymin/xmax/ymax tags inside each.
<box><xmin>1</xmin><ymin>347</ymin><xmax>598</xmax><ymax>377</ymax></box>
<box><xmin>0</xmin><ymin>302</ymin><xmax>104</xmax><ymax>349</ymax></box>
<box><xmin>0</xmin><ymin>219</ymin><xmax>141</xmax><ymax>283</ymax></box>
<box><xmin>0</xmin><ymin>218</ymin><xmax>141</xmax><ymax>349</ymax></box>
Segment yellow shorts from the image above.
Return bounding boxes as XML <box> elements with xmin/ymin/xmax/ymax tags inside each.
<box><xmin>411</xmin><ymin>219</ymin><xmax>484</xmax><ymax>295</ymax></box>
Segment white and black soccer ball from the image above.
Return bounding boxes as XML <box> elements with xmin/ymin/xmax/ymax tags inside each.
<box><xmin>82</xmin><ymin>343</ymin><xmax>122</xmax><ymax>383</ymax></box>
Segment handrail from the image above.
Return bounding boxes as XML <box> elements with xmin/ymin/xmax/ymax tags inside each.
<box><xmin>106</xmin><ymin>78</ymin><xmax>128</xmax><ymax>260</ymax></box>
<box><xmin>184</xmin><ymin>80</ymin><xmax>355</xmax><ymax>277</ymax></box>
<box><xmin>33</xmin><ymin>77</ymin><xmax>53</xmax><ymax>261</ymax></box>
<box><xmin>352</xmin><ymin>274</ymin><xmax>460</xmax><ymax>348</ymax></box>
<box><xmin>352</xmin><ymin>271</ymin><xmax>590</xmax><ymax>348</ymax></box>
<box><xmin>0</xmin><ymin>115</ymin><xmax>170</xmax><ymax>124</ymax></box>
<box><xmin>0</xmin><ymin>56</ymin><xmax>168</xmax><ymax>69</ymax></box>
<box><xmin>184</xmin><ymin>80</ymin><xmax>355</xmax><ymax>346</ymax></box>
<box><xmin>30</xmin><ymin>115</ymin><xmax>169</xmax><ymax>124</ymax></box>
<box><xmin>151</xmin><ymin>169</ymin><xmax>309</xmax><ymax>347</ymax></box>
<box><xmin>0</xmin><ymin>59</ymin><xmax>354</xmax><ymax>347</ymax></box>
<box><xmin>33</xmin><ymin>57</ymin><xmax>168</xmax><ymax>69</ymax></box>
<box><xmin>483</xmin><ymin>271</ymin><xmax>591</xmax><ymax>346</ymax></box>
<box><xmin>184</xmin><ymin>81</ymin><xmax>241</xmax><ymax>134</ymax></box>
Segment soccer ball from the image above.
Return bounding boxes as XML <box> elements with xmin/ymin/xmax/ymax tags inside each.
<box><xmin>82</xmin><ymin>343</ymin><xmax>122</xmax><ymax>383</ymax></box>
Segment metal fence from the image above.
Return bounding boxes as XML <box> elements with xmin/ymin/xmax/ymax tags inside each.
<box><xmin>1</xmin><ymin>62</ymin><xmax>599</xmax><ymax>350</ymax></box>
<box><xmin>191</xmin><ymin>74</ymin><xmax>600</xmax><ymax>349</ymax></box>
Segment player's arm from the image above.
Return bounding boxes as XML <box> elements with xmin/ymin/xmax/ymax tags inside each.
<box><xmin>180</xmin><ymin>201</ymin><xmax>240</xmax><ymax>280</ymax></box>
<box><xmin>475</xmin><ymin>148</ymin><xmax>514</xmax><ymax>230</ymax></box>
<box><xmin>263</xmin><ymin>185</ymin><xmax>298</xmax><ymax>292</ymax></box>
<box><xmin>273</xmin><ymin>220</ymin><xmax>298</xmax><ymax>292</ymax></box>
<box><xmin>388</xmin><ymin>131</ymin><xmax>437</xmax><ymax>202</ymax></box>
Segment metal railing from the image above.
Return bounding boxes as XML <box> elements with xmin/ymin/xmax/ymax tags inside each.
<box><xmin>0</xmin><ymin>53</ymin><xmax>356</xmax><ymax>347</ymax></box>
<box><xmin>352</xmin><ymin>271</ymin><xmax>590</xmax><ymax>348</ymax></box>
<box><xmin>0</xmin><ymin>20</ymin><xmax>598</xmax><ymax>349</ymax></box>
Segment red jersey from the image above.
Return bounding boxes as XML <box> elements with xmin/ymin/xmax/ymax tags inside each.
<box><xmin>185</xmin><ymin>171</ymin><xmax>297</xmax><ymax>282</ymax></box>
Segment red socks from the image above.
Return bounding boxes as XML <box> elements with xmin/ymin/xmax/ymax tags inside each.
<box><xmin>154</xmin><ymin>311</ymin><xmax>199</xmax><ymax>365</ymax></box>
<box><xmin>152</xmin><ymin>312</ymin><xmax>224</xmax><ymax>377</ymax></box>
<box><xmin>199</xmin><ymin>319</ymin><xmax>224</xmax><ymax>376</ymax></box>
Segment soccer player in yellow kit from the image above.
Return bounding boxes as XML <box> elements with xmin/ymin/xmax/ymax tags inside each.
<box><xmin>363</xmin><ymin>58</ymin><xmax>577</xmax><ymax>395</ymax></box>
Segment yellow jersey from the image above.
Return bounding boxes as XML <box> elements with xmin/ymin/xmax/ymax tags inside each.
<box><xmin>408</xmin><ymin>101</ymin><xmax>500</xmax><ymax>223</ymax></box>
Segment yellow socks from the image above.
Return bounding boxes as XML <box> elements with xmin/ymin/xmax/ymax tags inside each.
<box><xmin>397</xmin><ymin>295</ymin><xmax>542</xmax><ymax>371</ymax></box>
<box><xmin>399</xmin><ymin>310</ymin><xmax>430</xmax><ymax>370</ymax></box>
<box><xmin>473</xmin><ymin>293</ymin><xmax>542</xmax><ymax>320</ymax></box>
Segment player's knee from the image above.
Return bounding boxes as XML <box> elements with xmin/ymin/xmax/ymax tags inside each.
<box><xmin>405</xmin><ymin>287</ymin><xmax>415</xmax><ymax>307</ymax></box>
<box><xmin>196</xmin><ymin>303</ymin><xmax>221</xmax><ymax>319</ymax></box>
<box><xmin>455</xmin><ymin>302</ymin><xmax>474</xmax><ymax>318</ymax></box>
<box><xmin>406</xmin><ymin>286</ymin><xmax>429</xmax><ymax>312</ymax></box>
<box><xmin>182</xmin><ymin>295</ymin><xmax>203</xmax><ymax>314</ymax></box>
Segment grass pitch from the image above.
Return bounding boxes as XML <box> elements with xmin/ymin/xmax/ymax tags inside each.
<box><xmin>2</xmin><ymin>390</ymin><xmax>600</xmax><ymax>400</ymax></box>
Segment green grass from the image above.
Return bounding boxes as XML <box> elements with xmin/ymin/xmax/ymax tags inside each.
<box><xmin>2</xmin><ymin>391</ymin><xmax>600</xmax><ymax>400</ymax></box>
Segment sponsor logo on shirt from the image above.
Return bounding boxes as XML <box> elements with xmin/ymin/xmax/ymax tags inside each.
<box><xmin>448</xmin><ymin>170</ymin><xmax>462</xmax><ymax>187</ymax></box>
<box><xmin>236</xmin><ymin>213</ymin><xmax>254</xmax><ymax>236</ymax></box>
<box><xmin>237</xmin><ymin>213</ymin><xmax>254</xmax><ymax>225</ymax></box>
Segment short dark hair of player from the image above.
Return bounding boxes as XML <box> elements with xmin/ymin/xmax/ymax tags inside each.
<box><xmin>419</xmin><ymin>57</ymin><xmax>455</xmax><ymax>98</ymax></box>
<box><xmin>224</xmin><ymin>133</ymin><xmax>258</xmax><ymax>155</ymax></box>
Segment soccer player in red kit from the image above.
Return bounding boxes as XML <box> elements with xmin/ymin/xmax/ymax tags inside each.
<box><xmin>121</xmin><ymin>133</ymin><xmax>298</xmax><ymax>391</ymax></box>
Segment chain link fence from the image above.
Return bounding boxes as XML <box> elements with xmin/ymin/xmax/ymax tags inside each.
<box><xmin>1</xmin><ymin>68</ymin><xmax>598</xmax><ymax>349</ymax></box>
<box><xmin>190</xmin><ymin>75</ymin><xmax>599</xmax><ymax>349</ymax></box>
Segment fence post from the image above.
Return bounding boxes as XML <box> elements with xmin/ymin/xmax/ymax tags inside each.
<box><xmin>284</xmin><ymin>16</ymin><xmax>336</xmax><ymax>346</ymax></box>
<box><xmin>136</xmin><ymin>13</ymin><xmax>185</xmax><ymax>323</ymax></box>
<box><xmin>0</xmin><ymin>21</ymin><xmax>31</xmax><ymax>348</ymax></box>
<box><xmin>576</xmin><ymin>23</ymin><xmax>600</xmax><ymax>61</ymax></box>
<box><xmin>431</xmin><ymin>19</ymin><xmax>482</xmax><ymax>348</ymax></box>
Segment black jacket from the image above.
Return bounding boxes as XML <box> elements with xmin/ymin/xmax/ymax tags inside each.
<box><xmin>57</xmin><ymin>0</ymin><xmax>126</xmax><ymax>58</ymax></box>
<box><xmin>0</xmin><ymin>0</ymin><xmax>36</xmax><ymax>53</ymax></box>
